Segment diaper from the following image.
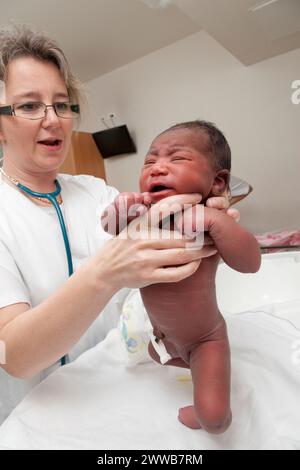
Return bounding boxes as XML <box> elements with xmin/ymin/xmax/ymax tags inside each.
<box><xmin>118</xmin><ymin>289</ymin><xmax>172</xmax><ymax>366</ymax></box>
<box><xmin>118</xmin><ymin>289</ymin><xmax>151</xmax><ymax>366</ymax></box>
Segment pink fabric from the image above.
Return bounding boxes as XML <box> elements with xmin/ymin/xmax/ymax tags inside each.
<box><xmin>255</xmin><ymin>230</ymin><xmax>300</xmax><ymax>251</ymax></box>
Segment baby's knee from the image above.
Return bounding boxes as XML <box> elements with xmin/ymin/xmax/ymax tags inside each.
<box><xmin>203</xmin><ymin>413</ymin><xmax>232</xmax><ymax>434</ymax></box>
<box><xmin>196</xmin><ymin>407</ymin><xmax>232</xmax><ymax>435</ymax></box>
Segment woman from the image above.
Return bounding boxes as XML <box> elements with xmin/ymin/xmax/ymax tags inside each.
<box><xmin>0</xmin><ymin>26</ymin><xmax>233</xmax><ymax>423</ymax></box>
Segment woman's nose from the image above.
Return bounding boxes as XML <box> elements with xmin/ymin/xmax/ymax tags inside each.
<box><xmin>41</xmin><ymin>107</ymin><xmax>60</xmax><ymax>127</ymax></box>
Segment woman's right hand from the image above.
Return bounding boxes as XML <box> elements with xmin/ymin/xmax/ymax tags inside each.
<box><xmin>93</xmin><ymin>193</ymin><xmax>216</xmax><ymax>290</ymax></box>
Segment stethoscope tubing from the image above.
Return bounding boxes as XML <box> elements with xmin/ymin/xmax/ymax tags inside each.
<box><xmin>17</xmin><ymin>180</ymin><xmax>72</xmax><ymax>366</ymax></box>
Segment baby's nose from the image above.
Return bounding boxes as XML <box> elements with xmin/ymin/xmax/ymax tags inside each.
<box><xmin>150</xmin><ymin>162</ymin><xmax>168</xmax><ymax>175</ymax></box>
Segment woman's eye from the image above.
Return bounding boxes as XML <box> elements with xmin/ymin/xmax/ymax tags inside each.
<box><xmin>55</xmin><ymin>102</ymin><xmax>68</xmax><ymax>110</ymax></box>
<box><xmin>18</xmin><ymin>102</ymin><xmax>41</xmax><ymax>111</ymax></box>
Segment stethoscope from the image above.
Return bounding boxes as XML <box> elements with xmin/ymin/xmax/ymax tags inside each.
<box><xmin>0</xmin><ymin>169</ymin><xmax>72</xmax><ymax>366</ymax></box>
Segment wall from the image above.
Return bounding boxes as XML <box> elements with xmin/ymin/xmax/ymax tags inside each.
<box><xmin>81</xmin><ymin>31</ymin><xmax>300</xmax><ymax>233</ymax></box>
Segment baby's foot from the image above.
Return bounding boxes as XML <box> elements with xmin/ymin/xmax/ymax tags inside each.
<box><xmin>178</xmin><ymin>406</ymin><xmax>202</xmax><ymax>429</ymax></box>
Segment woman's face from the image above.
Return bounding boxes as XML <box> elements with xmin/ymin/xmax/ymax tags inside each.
<box><xmin>0</xmin><ymin>57</ymin><xmax>73</xmax><ymax>175</ymax></box>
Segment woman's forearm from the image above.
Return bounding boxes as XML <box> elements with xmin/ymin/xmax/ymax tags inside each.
<box><xmin>1</xmin><ymin>193</ymin><xmax>209</xmax><ymax>379</ymax></box>
<box><xmin>1</xmin><ymin>259</ymin><xmax>117</xmax><ymax>379</ymax></box>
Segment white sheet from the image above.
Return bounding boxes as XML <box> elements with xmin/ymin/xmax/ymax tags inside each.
<box><xmin>216</xmin><ymin>251</ymin><xmax>300</xmax><ymax>313</ymax></box>
<box><xmin>0</xmin><ymin>299</ymin><xmax>299</xmax><ymax>450</ymax></box>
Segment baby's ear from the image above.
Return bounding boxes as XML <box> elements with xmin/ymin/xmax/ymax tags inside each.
<box><xmin>211</xmin><ymin>170</ymin><xmax>230</xmax><ymax>197</ymax></box>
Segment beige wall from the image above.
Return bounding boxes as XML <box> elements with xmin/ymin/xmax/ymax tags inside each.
<box><xmin>82</xmin><ymin>31</ymin><xmax>300</xmax><ymax>234</ymax></box>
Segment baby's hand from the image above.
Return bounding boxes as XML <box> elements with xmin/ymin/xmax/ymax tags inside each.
<box><xmin>102</xmin><ymin>192</ymin><xmax>153</xmax><ymax>235</ymax></box>
<box><xmin>113</xmin><ymin>191</ymin><xmax>153</xmax><ymax>232</ymax></box>
<box><xmin>115</xmin><ymin>192</ymin><xmax>152</xmax><ymax>219</ymax></box>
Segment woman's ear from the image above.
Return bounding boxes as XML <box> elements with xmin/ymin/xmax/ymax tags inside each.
<box><xmin>211</xmin><ymin>170</ymin><xmax>230</xmax><ymax>197</ymax></box>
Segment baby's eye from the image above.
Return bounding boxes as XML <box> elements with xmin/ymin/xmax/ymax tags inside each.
<box><xmin>172</xmin><ymin>156</ymin><xmax>186</xmax><ymax>161</ymax></box>
<box><xmin>144</xmin><ymin>160</ymin><xmax>155</xmax><ymax>165</ymax></box>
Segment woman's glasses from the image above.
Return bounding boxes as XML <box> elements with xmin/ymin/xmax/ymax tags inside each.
<box><xmin>0</xmin><ymin>102</ymin><xmax>80</xmax><ymax>119</ymax></box>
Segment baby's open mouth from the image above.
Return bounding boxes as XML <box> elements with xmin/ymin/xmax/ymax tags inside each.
<box><xmin>150</xmin><ymin>185</ymin><xmax>172</xmax><ymax>192</ymax></box>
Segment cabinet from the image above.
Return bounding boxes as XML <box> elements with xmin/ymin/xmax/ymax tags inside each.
<box><xmin>59</xmin><ymin>131</ymin><xmax>106</xmax><ymax>180</ymax></box>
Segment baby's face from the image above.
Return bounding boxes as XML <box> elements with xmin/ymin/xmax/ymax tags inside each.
<box><xmin>140</xmin><ymin>129</ymin><xmax>217</xmax><ymax>203</ymax></box>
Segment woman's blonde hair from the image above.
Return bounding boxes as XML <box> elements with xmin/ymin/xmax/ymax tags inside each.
<box><xmin>0</xmin><ymin>25</ymin><xmax>83</xmax><ymax>106</ymax></box>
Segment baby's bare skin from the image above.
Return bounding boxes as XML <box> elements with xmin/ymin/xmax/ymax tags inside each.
<box><xmin>141</xmin><ymin>251</ymin><xmax>222</xmax><ymax>364</ymax></box>
<box><xmin>102</xmin><ymin>127</ymin><xmax>261</xmax><ymax>432</ymax></box>
<box><xmin>140</xmin><ymin>201</ymin><xmax>260</xmax><ymax>431</ymax></box>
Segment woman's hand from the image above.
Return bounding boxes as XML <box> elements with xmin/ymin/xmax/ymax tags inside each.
<box><xmin>174</xmin><ymin>195</ymin><xmax>240</xmax><ymax>241</ymax></box>
<box><xmin>94</xmin><ymin>193</ymin><xmax>217</xmax><ymax>290</ymax></box>
<box><xmin>98</xmin><ymin>193</ymin><xmax>241</xmax><ymax>291</ymax></box>
<box><xmin>204</xmin><ymin>195</ymin><xmax>241</xmax><ymax>249</ymax></box>
<box><xmin>206</xmin><ymin>195</ymin><xmax>240</xmax><ymax>223</ymax></box>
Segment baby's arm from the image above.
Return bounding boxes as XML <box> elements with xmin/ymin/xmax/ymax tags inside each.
<box><xmin>203</xmin><ymin>207</ymin><xmax>261</xmax><ymax>273</ymax></box>
<box><xmin>101</xmin><ymin>192</ymin><xmax>152</xmax><ymax>235</ymax></box>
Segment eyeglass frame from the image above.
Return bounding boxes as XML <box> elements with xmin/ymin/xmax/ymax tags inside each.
<box><xmin>0</xmin><ymin>102</ymin><xmax>80</xmax><ymax>120</ymax></box>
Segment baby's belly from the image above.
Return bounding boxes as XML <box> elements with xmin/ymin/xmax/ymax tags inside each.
<box><xmin>140</xmin><ymin>258</ymin><xmax>221</xmax><ymax>346</ymax></box>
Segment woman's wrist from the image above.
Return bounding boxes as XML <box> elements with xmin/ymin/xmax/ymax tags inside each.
<box><xmin>75</xmin><ymin>253</ymin><xmax>119</xmax><ymax>304</ymax></box>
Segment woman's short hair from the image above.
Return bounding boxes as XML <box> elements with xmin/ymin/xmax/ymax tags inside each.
<box><xmin>0</xmin><ymin>25</ymin><xmax>83</xmax><ymax>106</ymax></box>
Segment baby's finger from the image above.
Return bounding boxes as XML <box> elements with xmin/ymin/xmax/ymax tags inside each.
<box><xmin>141</xmin><ymin>192</ymin><xmax>153</xmax><ymax>206</ymax></box>
<box><xmin>134</xmin><ymin>204</ymin><xmax>148</xmax><ymax>217</ymax></box>
<box><xmin>132</xmin><ymin>192</ymin><xmax>144</xmax><ymax>204</ymax></box>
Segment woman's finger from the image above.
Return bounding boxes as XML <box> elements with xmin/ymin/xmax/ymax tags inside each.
<box><xmin>205</xmin><ymin>196</ymin><xmax>229</xmax><ymax>210</ymax></box>
<box><xmin>226</xmin><ymin>207</ymin><xmax>240</xmax><ymax>222</ymax></box>
<box><xmin>138</xmin><ymin>193</ymin><xmax>202</xmax><ymax>229</ymax></box>
<box><xmin>147</xmin><ymin>246</ymin><xmax>215</xmax><ymax>268</ymax></box>
<box><xmin>151</xmin><ymin>260</ymin><xmax>202</xmax><ymax>284</ymax></box>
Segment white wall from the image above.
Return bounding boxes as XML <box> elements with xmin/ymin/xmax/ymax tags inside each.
<box><xmin>81</xmin><ymin>31</ymin><xmax>300</xmax><ymax>233</ymax></box>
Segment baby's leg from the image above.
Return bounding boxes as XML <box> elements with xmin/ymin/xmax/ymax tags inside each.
<box><xmin>178</xmin><ymin>335</ymin><xmax>231</xmax><ymax>434</ymax></box>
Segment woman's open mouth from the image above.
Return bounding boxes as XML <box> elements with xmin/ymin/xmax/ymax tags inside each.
<box><xmin>37</xmin><ymin>139</ymin><xmax>63</xmax><ymax>152</ymax></box>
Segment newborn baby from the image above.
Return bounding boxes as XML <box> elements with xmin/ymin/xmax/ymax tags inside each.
<box><xmin>102</xmin><ymin>120</ymin><xmax>261</xmax><ymax>433</ymax></box>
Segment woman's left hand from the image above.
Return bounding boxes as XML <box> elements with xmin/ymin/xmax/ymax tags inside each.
<box><xmin>173</xmin><ymin>195</ymin><xmax>241</xmax><ymax>249</ymax></box>
<box><xmin>206</xmin><ymin>195</ymin><xmax>240</xmax><ymax>223</ymax></box>
<box><xmin>204</xmin><ymin>196</ymin><xmax>240</xmax><ymax>249</ymax></box>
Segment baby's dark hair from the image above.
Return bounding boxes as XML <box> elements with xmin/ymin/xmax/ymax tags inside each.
<box><xmin>162</xmin><ymin>120</ymin><xmax>231</xmax><ymax>172</ymax></box>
